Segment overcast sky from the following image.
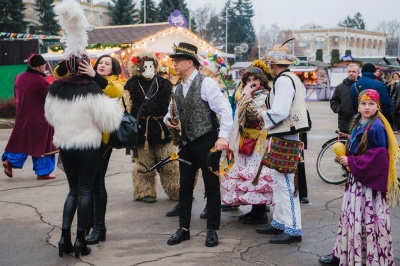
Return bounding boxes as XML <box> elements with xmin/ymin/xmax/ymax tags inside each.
<box><xmin>96</xmin><ymin>0</ymin><xmax>400</xmax><ymax>33</ymax></box>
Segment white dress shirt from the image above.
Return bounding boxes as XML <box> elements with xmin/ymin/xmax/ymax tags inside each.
<box><xmin>164</xmin><ymin>69</ymin><xmax>233</xmax><ymax>141</ymax></box>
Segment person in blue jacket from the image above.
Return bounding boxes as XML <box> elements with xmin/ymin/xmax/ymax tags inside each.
<box><xmin>350</xmin><ymin>63</ymin><xmax>392</xmax><ymax>125</ymax></box>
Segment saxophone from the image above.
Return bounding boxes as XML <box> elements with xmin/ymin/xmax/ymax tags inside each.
<box><xmin>169</xmin><ymin>92</ymin><xmax>181</xmax><ymax>146</ymax></box>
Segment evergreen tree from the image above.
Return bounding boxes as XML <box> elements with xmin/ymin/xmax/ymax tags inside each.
<box><xmin>220</xmin><ymin>0</ymin><xmax>256</xmax><ymax>60</ymax></box>
<box><xmin>139</xmin><ymin>0</ymin><xmax>159</xmax><ymax>23</ymax></box>
<box><xmin>109</xmin><ymin>0</ymin><xmax>140</xmax><ymax>25</ymax></box>
<box><xmin>158</xmin><ymin>0</ymin><xmax>196</xmax><ymax>30</ymax></box>
<box><xmin>204</xmin><ymin>13</ymin><xmax>221</xmax><ymax>46</ymax></box>
<box><xmin>331</xmin><ymin>49</ymin><xmax>340</xmax><ymax>64</ymax></box>
<box><xmin>35</xmin><ymin>0</ymin><xmax>60</xmax><ymax>35</ymax></box>
<box><xmin>338</xmin><ymin>12</ymin><xmax>366</xmax><ymax>30</ymax></box>
<box><xmin>316</xmin><ymin>49</ymin><xmax>323</xmax><ymax>62</ymax></box>
<box><xmin>0</xmin><ymin>0</ymin><xmax>27</xmax><ymax>32</ymax></box>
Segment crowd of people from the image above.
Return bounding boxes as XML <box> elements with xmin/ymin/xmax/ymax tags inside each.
<box><xmin>1</xmin><ymin>1</ymin><xmax>399</xmax><ymax>265</ymax></box>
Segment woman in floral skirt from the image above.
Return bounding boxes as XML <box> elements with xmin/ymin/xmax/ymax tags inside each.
<box><xmin>221</xmin><ymin>61</ymin><xmax>274</xmax><ymax>224</ymax></box>
<box><xmin>319</xmin><ymin>89</ymin><xmax>399</xmax><ymax>266</ymax></box>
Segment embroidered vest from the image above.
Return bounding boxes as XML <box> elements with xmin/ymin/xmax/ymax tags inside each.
<box><xmin>175</xmin><ymin>74</ymin><xmax>219</xmax><ymax>141</ymax></box>
<box><xmin>266</xmin><ymin>71</ymin><xmax>309</xmax><ymax>136</ymax></box>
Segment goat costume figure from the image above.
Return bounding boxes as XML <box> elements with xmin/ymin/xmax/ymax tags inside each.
<box><xmin>124</xmin><ymin>53</ymin><xmax>179</xmax><ymax>203</ymax></box>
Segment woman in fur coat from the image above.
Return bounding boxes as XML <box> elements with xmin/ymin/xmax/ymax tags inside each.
<box><xmin>45</xmin><ymin>54</ymin><xmax>122</xmax><ymax>258</ymax></box>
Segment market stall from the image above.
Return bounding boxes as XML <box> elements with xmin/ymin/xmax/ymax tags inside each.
<box><xmin>290</xmin><ymin>67</ymin><xmax>330</xmax><ymax>101</ymax></box>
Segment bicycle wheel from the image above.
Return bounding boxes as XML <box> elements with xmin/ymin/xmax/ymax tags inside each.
<box><xmin>316</xmin><ymin>138</ymin><xmax>348</xmax><ymax>184</ymax></box>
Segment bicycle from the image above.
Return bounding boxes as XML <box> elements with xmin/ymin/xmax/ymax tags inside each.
<box><xmin>317</xmin><ymin>130</ymin><xmax>400</xmax><ymax>186</ymax></box>
<box><xmin>316</xmin><ymin>130</ymin><xmax>349</xmax><ymax>184</ymax></box>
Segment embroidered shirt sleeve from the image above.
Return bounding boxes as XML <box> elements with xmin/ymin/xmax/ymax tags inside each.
<box><xmin>262</xmin><ymin>77</ymin><xmax>295</xmax><ymax>130</ymax></box>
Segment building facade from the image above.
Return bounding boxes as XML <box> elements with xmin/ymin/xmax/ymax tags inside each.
<box><xmin>22</xmin><ymin>0</ymin><xmax>111</xmax><ymax>33</ymax></box>
<box><xmin>293</xmin><ymin>27</ymin><xmax>387</xmax><ymax>59</ymax></box>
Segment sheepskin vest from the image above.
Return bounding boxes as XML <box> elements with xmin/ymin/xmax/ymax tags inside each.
<box><xmin>266</xmin><ymin>71</ymin><xmax>309</xmax><ymax>136</ymax></box>
<box><xmin>175</xmin><ymin>74</ymin><xmax>219</xmax><ymax>141</ymax></box>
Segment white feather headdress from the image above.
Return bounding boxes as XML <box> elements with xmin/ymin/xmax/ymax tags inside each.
<box><xmin>55</xmin><ymin>0</ymin><xmax>89</xmax><ymax>57</ymax></box>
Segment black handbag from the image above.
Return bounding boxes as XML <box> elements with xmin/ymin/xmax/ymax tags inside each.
<box><xmin>108</xmin><ymin>97</ymin><xmax>138</xmax><ymax>149</ymax></box>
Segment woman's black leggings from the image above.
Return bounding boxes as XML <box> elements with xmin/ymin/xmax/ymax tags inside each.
<box><xmin>60</xmin><ymin>148</ymin><xmax>101</xmax><ymax>232</ymax></box>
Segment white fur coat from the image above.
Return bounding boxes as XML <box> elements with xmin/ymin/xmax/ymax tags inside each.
<box><xmin>45</xmin><ymin>81</ymin><xmax>122</xmax><ymax>150</ymax></box>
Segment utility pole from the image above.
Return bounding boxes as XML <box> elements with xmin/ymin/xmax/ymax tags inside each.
<box><xmin>225</xmin><ymin>7</ymin><xmax>228</xmax><ymax>54</ymax></box>
<box><xmin>188</xmin><ymin>1</ymin><xmax>192</xmax><ymax>31</ymax></box>
<box><xmin>397</xmin><ymin>36</ymin><xmax>399</xmax><ymax>58</ymax></box>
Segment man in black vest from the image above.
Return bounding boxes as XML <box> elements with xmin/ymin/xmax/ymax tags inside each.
<box><xmin>164</xmin><ymin>42</ymin><xmax>233</xmax><ymax>247</ymax></box>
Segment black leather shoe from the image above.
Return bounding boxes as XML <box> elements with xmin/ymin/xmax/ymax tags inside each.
<box><xmin>269</xmin><ymin>232</ymin><xmax>302</xmax><ymax>244</ymax></box>
<box><xmin>256</xmin><ymin>224</ymin><xmax>283</xmax><ymax>234</ymax></box>
<box><xmin>167</xmin><ymin>228</ymin><xmax>190</xmax><ymax>245</ymax></box>
<box><xmin>200</xmin><ymin>207</ymin><xmax>207</xmax><ymax>219</ymax></box>
<box><xmin>318</xmin><ymin>254</ymin><xmax>340</xmax><ymax>265</ymax></box>
<box><xmin>300</xmin><ymin>197</ymin><xmax>309</xmax><ymax>203</ymax></box>
<box><xmin>166</xmin><ymin>203</ymin><xmax>180</xmax><ymax>217</ymax></box>
<box><xmin>142</xmin><ymin>196</ymin><xmax>155</xmax><ymax>203</ymax></box>
<box><xmin>205</xmin><ymin>229</ymin><xmax>218</xmax><ymax>247</ymax></box>
<box><xmin>242</xmin><ymin>214</ymin><xmax>268</xmax><ymax>224</ymax></box>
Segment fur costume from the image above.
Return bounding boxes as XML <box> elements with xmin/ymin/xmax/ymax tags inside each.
<box><xmin>124</xmin><ymin>53</ymin><xmax>179</xmax><ymax>201</ymax></box>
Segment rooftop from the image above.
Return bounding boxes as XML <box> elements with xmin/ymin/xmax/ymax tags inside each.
<box><xmin>88</xmin><ymin>22</ymin><xmax>171</xmax><ymax>44</ymax></box>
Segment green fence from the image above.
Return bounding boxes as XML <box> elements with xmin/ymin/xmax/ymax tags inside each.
<box><xmin>0</xmin><ymin>64</ymin><xmax>27</xmax><ymax>100</ymax></box>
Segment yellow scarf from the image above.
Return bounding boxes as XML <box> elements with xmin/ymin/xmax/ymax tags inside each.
<box><xmin>378</xmin><ymin>112</ymin><xmax>400</xmax><ymax>206</ymax></box>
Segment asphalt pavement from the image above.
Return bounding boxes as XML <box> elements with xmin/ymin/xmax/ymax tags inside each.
<box><xmin>0</xmin><ymin>101</ymin><xmax>399</xmax><ymax>266</ymax></box>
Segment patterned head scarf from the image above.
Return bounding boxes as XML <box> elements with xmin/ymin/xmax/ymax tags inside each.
<box><xmin>246</xmin><ymin>66</ymin><xmax>263</xmax><ymax>75</ymax></box>
<box><xmin>358</xmin><ymin>89</ymin><xmax>380</xmax><ymax>108</ymax></box>
<box><xmin>66</xmin><ymin>53</ymin><xmax>89</xmax><ymax>75</ymax></box>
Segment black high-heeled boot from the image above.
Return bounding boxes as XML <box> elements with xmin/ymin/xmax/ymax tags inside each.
<box><xmin>238</xmin><ymin>206</ymin><xmax>255</xmax><ymax>221</ymax></box>
<box><xmin>85</xmin><ymin>204</ymin><xmax>94</xmax><ymax>236</ymax></box>
<box><xmin>58</xmin><ymin>228</ymin><xmax>74</xmax><ymax>257</ymax></box>
<box><xmin>87</xmin><ymin>194</ymin><xmax>107</xmax><ymax>245</ymax></box>
<box><xmin>74</xmin><ymin>230</ymin><xmax>91</xmax><ymax>259</ymax></box>
<box><xmin>59</xmin><ymin>193</ymin><xmax>78</xmax><ymax>257</ymax></box>
<box><xmin>241</xmin><ymin>205</ymin><xmax>268</xmax><ymax>224</ymax></box>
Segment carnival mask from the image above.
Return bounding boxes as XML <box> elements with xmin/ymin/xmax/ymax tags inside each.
<box><xmin>142</xmin><ymin>60</ymin><xmax>155</xmax><ymax>79</ymax></box>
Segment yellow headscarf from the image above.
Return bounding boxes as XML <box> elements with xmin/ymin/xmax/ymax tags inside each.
<box><xmin>359</xmin><ymin>89</ymin><xmax>400</xmax><ymax>206</ymax></box>
<box><xmin>378</xmin><ymin>112</ymin><xmax>400</xmax><ymax>206</ymax></box>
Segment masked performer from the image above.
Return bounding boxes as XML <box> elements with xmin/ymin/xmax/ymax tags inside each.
<box><xmin>124</xmin><ymin>53</ymin><xmax>179</xmax><ymax>203</ymax></box>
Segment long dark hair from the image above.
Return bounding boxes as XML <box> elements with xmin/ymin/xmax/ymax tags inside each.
<box><xmin>93</xmin><ymin>55</ymin><xmax>121</xmax><ymax>75</ymax></box>
<box><xmin>346</xmin><ymin>111</ymin><xmax>379</xmax><ymax>154</ymax></box>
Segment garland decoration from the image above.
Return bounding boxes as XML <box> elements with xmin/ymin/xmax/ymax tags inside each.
<box><xmin>0</xmin><ymin>32</ymin><xmax>60</xmax><ymax>40</ymax></box>
<box><xmin>49</xmin><ymin>43</ymin><xmax>131</xmax><ymax>52</ymax></box>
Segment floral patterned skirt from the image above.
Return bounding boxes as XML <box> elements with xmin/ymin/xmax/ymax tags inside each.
<box><xmin>221</xmin><ymin>135</ymin><xmax>273</xmax><ymax>206</ymax></box>
<box><xmin>332</xmin><ymin>174</ymin><xmax>394</xmax><ymax>266</ymax></box>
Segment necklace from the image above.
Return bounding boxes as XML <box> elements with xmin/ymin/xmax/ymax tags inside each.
<box><xmin>138</xmin><ymin>78</ymin><xmax>159</xmax><ymax>100</ymax></box>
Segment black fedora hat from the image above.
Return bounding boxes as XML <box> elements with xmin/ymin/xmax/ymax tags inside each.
<box><xmin>170</xmin><ymin>42</ymin><xmax>200</xmax><ymax>66</ymax></box>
